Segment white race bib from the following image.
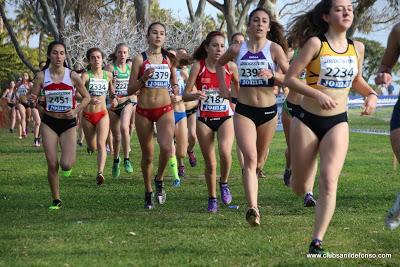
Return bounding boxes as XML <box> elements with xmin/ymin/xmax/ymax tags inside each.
<box><xmin>17</xmin><ymin>86</ymin><xmax>28</xmax><ymax>97</ymax></box>
<box><xmin>318</xmin><ymin>55</ymin><xmax>358</xmax><ymax>89</ymax></box>
<box><xmin>145</xmin><ymin>64</ymin><xmax>170</xmax><ymax>88</ymax></box>
<box><xmin>239</xmin><ymin>60</ymin><xmax>274</xmax><ymax>87</ymax></box>
<box><xmin>45</xmin><ymin>90</ymin><xmax>73</xmax><ymax>112</ymax></box>
<box><xmin>200</xmin><ymin>89</ymin><xmax>228</xmax><ymax>112</ymax></box>
<box><xmin>89</xmin><ymin>78</ymin><xmax>108</xmax><ymax>96</ymax></box>
<box><xmin>115</xmin><ymin>78</ymin><xmax>129</xmax><ymax>96</ymax></box>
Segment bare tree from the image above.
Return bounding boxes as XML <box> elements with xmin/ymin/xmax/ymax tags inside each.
<box><xmin>257</xmin><ymin>0</ymin><xmax>277</xmax><ymax>19</ymax></box>
<box><xmin>134</xmin><ymin>0</ymin><xmax>150</xmax><ymax>31</ymax></box>
<box><xmin>186</xmin><ymin>0</ymin><xmax>207</xmax><ymax>22</ymax></box>
<box><xmin>207</xmin><ymin>0</ymin><xmax>256</xmax><ymax>42</ymax></box>
<box><xmin>0</xmin><ymin>3</ymin><xmax>37</xmax><ymax>72</ymax></box>
<box><xmin>64</xmin><ymin>13</ymin><xmax>204</xmax><ymax>68</ymax></box>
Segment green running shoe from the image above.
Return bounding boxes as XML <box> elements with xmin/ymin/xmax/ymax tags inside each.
<box><xmin>112</xmin><ymin>158</ymin><xmax>120</xmax><ymax>178</ymax></box>
<box><xmin>60</xmin><ymin>169</ymin><xmax>72</xmax><ymax>177</ymax></box>
<box><xmin>49</xmin><ymin>199</ymin><xmax>62</xmax><ymax>210</ymax></box>
<box><xmin>309</xmin><ymin>239</ymin><xmax>327</xmax><ymax>255</ymax></box>
<box><xmin>124</xmin><ymin>159</ymin><xmax>133</xmax><ymax>173</ymax></box>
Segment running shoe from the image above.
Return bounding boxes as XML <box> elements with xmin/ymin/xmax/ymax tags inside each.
<box><xmin>257</xmin><ymin>170</ymin><xmax>267</xmax><ymax>179</ymax></box>
<box><xmin>87</xmin><ymin>148</ymin><xmax>93</xmax><ymax>155</ymax></box>
<box><xmin>385</xmin><ymin>193</ymin><xmax>400</xmax><ymax>230</ymax></box>
<box><xmin>283</xmin><ymin>168</ymin><xmax>291</xmax><ymax>187</ymax></box>
<box><xmin>112</xmin><ymin>158</ymin><xmax>120</xmax><ymax>178</ymax></box>
<box><xmin>154</xmin><ymin>178</ymin><xmax>166</xmax><ymax>204</ymax></box>
<box><xmin>144</xmin><ymin>192</ymin><xmax>154</xmax><ymax>209</ymax></box>
<box><xmin>9</xmin><ymin>128</ymin><xmax>14</xmax><ymax>133</ymax></box>
<box><xmin>178</xmin><ymin>165</ymin><xmax>185</xmax><ymax>178</ymax></box>
<box><xmin>33</xmin><ymin>139</ymin><xmax>39</xmax><ymax>147</ymax></box>
<box><xmin>208</xmin><ymin>198</ymin><xmax>218</xmax><ymax>213</ymax></box>
<box><xmin>124</xmin><ymin>159</ymin><xmax>133</xmax><ymax>173</ymax></box>
<box><xmin>304</xmin><ymin>193</ymin><xmax>316</xmax><ymax>207</ymax></box>
<box><xmin>187</xmin><ymin>150</ymin><xmax>197</xmax><ymax>167</ymax></box>
<box><xmin>60</xmin><ymin>169</ymin><xmax>72</xmax><ymax>177</ymax></box>
<box><xmin>77</xmin><ymin>141</ymin><xmax>83</xmax><ymax>147</ymax></box>
<box><xmin>220</xmin><ymin>182</ymin><xmax>232</xmax><ymax>205</ymax></box>
<box><xmin>172</xmin><ymin>178</ymin><xmax>181</xmax><ymax>188</ymax></box>
<box><xmin>49</xmin><ymin>199</ymin><xmax>62</xmax><ymax>210</ymax></box>
<box><xmin>96</xmin><ymin>173</ymin><xmax>105</xmax><ymax>185</ymax></box>
<box><xmin>309</xmin><ymin>239</ymin><xmax>327</xmax><ymax>255</ymax></box>
<box><xmin>246</xmin><ymin>207</ymin><xmax>260</xmax><ymax>226</ymax></box>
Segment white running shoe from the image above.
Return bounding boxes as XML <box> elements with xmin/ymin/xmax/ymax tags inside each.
<box><xmin>385</xmin><ymin>193</ymin><xmax>400</xmax><ymax>230</ymax></box>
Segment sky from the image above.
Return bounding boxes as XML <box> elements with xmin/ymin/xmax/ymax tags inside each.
<box><xmin>159</xmin><ymin>0</ymin><xmax>392</xmax><ymax>46</ymax></box>
<box><xmin>4</xmin><ymin>0</ymin><xmax>392</xmax><ymax>47</ymax></box>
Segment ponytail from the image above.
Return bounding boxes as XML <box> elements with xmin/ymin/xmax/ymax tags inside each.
<box><xmin>286</xmin><ymin>0</ymin><xmax>333</xmax><ymax>48</ymax></box>
<box><xmin>192</xmin><ymin>31</ymin><xmax>225</xmax><ymax>61</ymax></box>
<box><xmin>268</xmin><ymin>20</ymin><xmax>288</xmax><ymax>54</ymax></box>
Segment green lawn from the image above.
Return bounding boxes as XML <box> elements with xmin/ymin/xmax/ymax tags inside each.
<box><xmin>1</xmin><ymin>114</ymin><xmax>400</xmax><ymax>266</ymax></box>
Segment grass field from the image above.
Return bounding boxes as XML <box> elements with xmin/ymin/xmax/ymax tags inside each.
<box><xmin>1</xmin><ymin>111</ymin><xmax>400</xmax><ymax>266</ymax></box>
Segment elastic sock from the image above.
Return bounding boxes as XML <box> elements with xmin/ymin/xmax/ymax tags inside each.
<box><xmin>168</xmin><ymin>156</ymin><xmax>180</xmax><ymax>180</ymax></box>
<box><xmin>124</xmin><ymin>158</ymin><xmax>129</xmax><ymax>162</ymax></box>
<box><xmin>114</xmin><ymin>158</ymin><xmax>120</xmax><ymax>163</ymax></box>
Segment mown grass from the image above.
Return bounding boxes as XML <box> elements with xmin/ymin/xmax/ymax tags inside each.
<box><xmin>1</xmin><ymin>111</ymin><xmax>400</xmax><ymax>266</ymax></box>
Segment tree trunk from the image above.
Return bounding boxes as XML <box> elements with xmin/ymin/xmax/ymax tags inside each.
<box><xmin>348</xmin><ymin>0</ymin><xmax>376</xmax><ymax>37</ymax></box>
<box><xmin>38</xmin><ymin>30</ymin><xmax>44</xmax><ymax>61</ymax></box>
<box><xmin>74</xmin><ymin>0</ymin><xmax>80</xmax><ymax>31</ymax></box>
<box><xmin>0</xmin><ymin>4</ymin><xmax>37</xmax><ymax>72</ymax></box>
<box><xmin>0</xmin><ymin>14</ymin><xmax>3</xmax><ymax>33</ymax></box>
<box><xmin>134</xmin><ymin>0</ymin><xmax>150</xmax><ymax>31</ymax></box>
<box><xmin>257</xmin><ymin>0</ymin><xmax>278</xmax><ymax>19</ymax></box>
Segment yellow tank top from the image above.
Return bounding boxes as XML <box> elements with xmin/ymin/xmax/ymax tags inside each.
<box><xmin>306</xmin><ymin>35</ymin><xmax>358</xmax><ymax>90</ymax></box>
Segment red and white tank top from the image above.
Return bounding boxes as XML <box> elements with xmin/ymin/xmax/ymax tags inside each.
<box><xmin>196</xmin><ymin>59</ymin><xmax>233</xmax><ymax>118</ymax></box>
<box><xmin>42</xmin><ymin>68</ymin><xmax>76</xmax><ymax>112</ymax></box>
<box><xmin>140</xmin><ymin>51</ymin><xmax>171</xmax><ymax>89</ymax></box>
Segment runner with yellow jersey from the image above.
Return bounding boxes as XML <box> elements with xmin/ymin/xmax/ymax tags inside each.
<box><xmin>285</xmin><ymin>0</ymin><xmax>377</xmax><ymax>254</ymax></box>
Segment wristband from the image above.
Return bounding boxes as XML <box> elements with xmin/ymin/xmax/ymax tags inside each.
<box><xmin>368</xmin><ymin>92</ymin><xmax>378</xmax><ymax>97</ymax></box>
<box><xmin>110</xmin><ymin>93</ymin><xmax>117</xmax><ymax>99</ymax></box>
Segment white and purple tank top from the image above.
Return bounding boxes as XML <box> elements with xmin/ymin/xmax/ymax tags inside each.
<box><xmin>236</xmin><ymin>41</ymin><xmax>276</xmax><ymax>87</ymax></box>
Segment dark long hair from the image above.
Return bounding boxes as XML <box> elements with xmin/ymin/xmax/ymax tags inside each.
<box><xmin>42</xmin><ymin>40</ymin><xmax>68</xmax><ymax>70</ymax></box>
<box><xmin>248</xmin><ymin>7</ymin><xmax>288</xmax><ymax>54</ymax></box>
<box><xmin>286</xmin><ymin>0</ymin><xmax>333</xmax><ymax>48</ymax></box>
<box><xmin>231</xmin><ymin>32</ymin><xmax>245</xmax><ymax>44</ymax></box>
<box><xmin>192</xmin><ymin>31</ymin><xmax>225</xmax><ymax>61</ymax></box>
<box><xmin>86</xmin><ymin>47</ymin><xmax>105</xmax><ymax>70</ymax></box>
<box><xmin>146</xmin><ymin>22</ymin><xmax>178</xmax><ymax>66</ymax></box>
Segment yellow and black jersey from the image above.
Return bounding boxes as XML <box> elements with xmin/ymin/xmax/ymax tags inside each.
<box><xmin>306</xmin><ymin>35</ymin><xmax>358</xmax><ymax>90</ymax></box>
